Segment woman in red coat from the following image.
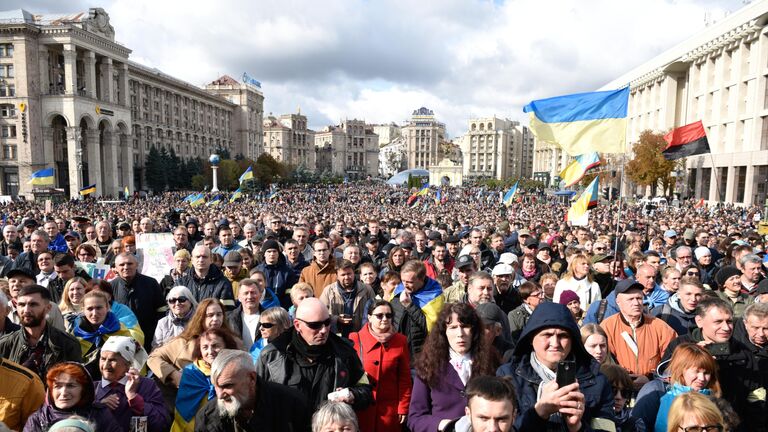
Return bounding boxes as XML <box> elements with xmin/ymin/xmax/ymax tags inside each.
<box><xmin>349</xmin><ymin>299</ymin><xmax>412</xmax><ymax>432</ymax></box>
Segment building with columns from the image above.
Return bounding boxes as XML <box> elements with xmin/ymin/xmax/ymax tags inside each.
<box><xmin>457</xmin><ymin>117</ymin><xmax>532</xmax><ymax>180</ymax></box>
<box><xmin>0</xmin><ymin>8</ymin><xmax>263</xmax><ymax>198</ymax></box>
<box><xmin>263</xmin><ymin>112</ymin><xmax>315</xmax><ymax>169</ymax></box>
<box><xmin>314</xmin><ymin>119</ymin><xmax>379</xmax><ymax>179</ymax></box>
<box><xmin>599</xmin><ymin>0</ymin><xmax>768</xmax><ymax>205</ymax></box>
<box><xmin>403</xmin><ymin>107</ymin><xmax>446</xmax><ymax>170</ymax></box>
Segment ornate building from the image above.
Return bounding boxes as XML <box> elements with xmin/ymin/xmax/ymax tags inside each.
<box><xmin>0</xmin><ymin>8</ymin><xmax>263</xmax><ymax>198</ymax></box>
<box><xmin>314</xmin><ymin>119</ymin><xmax>379</xmax><ymax>179</ymax></box>
<box><xmin>403</xmin><ymin>107</ymin><xmax>446</xmax><ymax>170</ymax></box>
<box><xmin>457</xmin><ymin>117</ymin><xmax>532</xmax><ymax>180</ymax></box>
<box><xmin>263</xmin><ymin>112</ymin><xmax>315</xmax><ymax>169</ymax></box>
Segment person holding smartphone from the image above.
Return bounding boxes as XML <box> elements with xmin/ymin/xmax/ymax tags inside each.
<box><xmin>496</xmin><ymin>302</ymin><xmax>615</xmax><ymax>432</ymax></box>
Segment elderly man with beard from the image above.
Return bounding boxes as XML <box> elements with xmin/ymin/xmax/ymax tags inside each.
<box><xmin>196</xmin><ymin>349</ymin><xmax>310</xmax><ymax>432</ymax></box>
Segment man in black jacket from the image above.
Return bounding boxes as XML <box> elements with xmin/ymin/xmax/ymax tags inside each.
<box><xmin>179</xmin><ymin>245</ymin><xmax>235</xmax><ymax>310</ymax></box>
<box><xmin>0</xmin><ymin>284</ymin><xmax>81</xmax><ymax>382</ymax></box>
<box><xmin>197</xmin><ymin>349</ymin><xmax>310</xmax><ymax>432</ymax></box>
<box><xmin>256</xmin><ymin>297</ymin><xmax>372</xmax><ymax>411</ymax></box>
<box><xmin>110</xmin><ymin>253</ymin><xmax>166</xmax><ymax>352</ymax></box>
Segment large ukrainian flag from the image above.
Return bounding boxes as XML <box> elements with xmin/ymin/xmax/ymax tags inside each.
<box><xmin>524</xmin><ymin>87</ymin><xmax>629</xmax><ymax>156</ymax></box>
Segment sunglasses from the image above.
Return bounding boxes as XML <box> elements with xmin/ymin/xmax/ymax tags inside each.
<box><xmin>259</xmin><ymin>322</ymin><xmax>276</xmax><ymax>329</ymax></box>
<box><xmin>678</xmin><ymin>426</ymin><xmax>723</xmax><ymax>432</ymax></box>
<box><xmin>614</xmin><ymin>388</ymin><xmax>632</xmax><ymax>399</ymax></box>
<box><xmin>686</xmin><ymin>271</ymin><xmax>700</xmax><ymax>276</ymax></box>
<box><xmin>167</xmin><ymin>297</ymin><xmax>188</xmax><ymax>304</ymax></box>
<box><xmin>297</xmin><ymin>317</ymin><xmax>332</xmax><ymax>330</ymax></box>
<box><xmin>372</xmin><ymin>313</ymin><xmax>393</xmax><ymax>320</ymax></box>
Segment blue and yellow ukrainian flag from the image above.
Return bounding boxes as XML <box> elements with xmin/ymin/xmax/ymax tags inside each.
<box><xmin>434</xmin><ymin>189</ymin><xmax>442</xmax><ymax>205</ymax></box>
<box><xmin>206</xmin><ymin>194</ymin><xmax>222</xmax><ymax>207</ymax></box>
<box><xmin>172</xmin><ymin>360</ymin><xmax>214</xmax><ymax>432</ymax></box>
<box><xmin>566</xmin><ymin>176</ymin><xmax>599</xmax><ymax>222</ymax></box>
<box><xmin>392</xmin><ymin>278</ymin><xmax>444</xmax><ymax>332</ymax></box>
<box><xmin>524</xmin><ymin>87</ymin><xmax>629</xmax><ymax>156</ymax></box>
<box><xmin>239</xmin><ymin>166</ymin><xmax>253</xmax><ymax>183</ymax></box>
<box><xmin>502</xmin><ymin>181</ymin><xmax>519</xmax><ymax>207</ymax></box>
<box><xmin>29</xmin><ymin>168</ymin><xmax>54</xmax><ymax>186</ymax></box>
<box><xmin>79</xmin><ymin>184</ymin><xmax>97</xmax><ymax>196</ymax></box>
<box><xmin>268</xmin><ymin>190</ymin><xmax>280</xmax><ymax>200</ymax></box>
<box><xmin>124</xmin><ymin>186</ymin><xmax>130</xmax><ymax>198</ymax></box>
<box><xmin>190</xmin><ymin>193</ymin><xmax>205</xmax><ymax>207</ymax></box>
<box><xmin>560</xmin><ymin>152</ymin><xmax>601</xmax><ymax>187</ymax></box>
<box><xmin>182</xmin><ymin>193</ymin><xmax>195</xmax><ymax>202</ymax></box>
<box><xmin>230</xmin><ymin>188</ymin><xmax>242</xmax><ymax>203</ymax></box>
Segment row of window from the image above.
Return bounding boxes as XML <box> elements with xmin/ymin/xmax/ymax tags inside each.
<box><xmin>0</xmin><ymin>65</ymin><xmax>13</xmax><ymax>78</ymax></box>
<box><xmin>0</xmin><ymin>85</ymin><xmax>15</xmax><ymax>97</ymax></box>
<box><xmin>0</xmin><ymin>45</ymin><xmax>13</xmax><ymax>58</ymax></box>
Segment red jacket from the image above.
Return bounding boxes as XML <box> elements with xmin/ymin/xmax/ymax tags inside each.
<box><xmin>423</xmin><ymin>257</ymin><xmax>455</xmax><ymax>281</ymax></box>
<box><xmin>349</xmin><ymin>325</ymin><xmax>412</xmax><ymax>432</ymax></box>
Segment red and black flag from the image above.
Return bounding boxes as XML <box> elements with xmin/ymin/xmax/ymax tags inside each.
<box><xmin>662</xmin><ymin>121</ymin><xmax>710</xmax><ymax>160</ymax></box>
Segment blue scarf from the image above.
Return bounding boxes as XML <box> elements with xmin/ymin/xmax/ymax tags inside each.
<box><xmin>73</xmin><ymin>312</ymin><xmax>121</xmax><ymax>346</ymax></box>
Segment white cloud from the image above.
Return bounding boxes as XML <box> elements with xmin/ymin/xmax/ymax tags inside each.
<box><xmin>8</xmin><ymin>0</ymin><xmax>747</xmax><ymax>137</ymax></box>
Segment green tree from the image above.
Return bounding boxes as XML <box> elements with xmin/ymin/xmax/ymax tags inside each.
<box><xmin>167</xmin><ymin>148</ymin><xmax>183</xmax><ymax>190</ymax></box>
<box><xmin>627</xmin><ymin>130</ymin><xmax>676</xmax><ymax>195</ymax></box>
<box><xmin>145</xmin><ymin>146</ymin><xmax>166</xmax><ymax>192</ymax></box>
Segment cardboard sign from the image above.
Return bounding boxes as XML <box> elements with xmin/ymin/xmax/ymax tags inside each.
<box><xmin>136</xmin><ymin>233</ymin><xmax>175</xmax><ymax>283</ymax></box>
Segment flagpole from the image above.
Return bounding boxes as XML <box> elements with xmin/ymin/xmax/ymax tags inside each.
<box><xmin>707</xmin><ymin>153</ymin><xmax>722</xmax><ymax>203</ymax></box>
<box><xmin>612</xmin><ymin>158</ymin><xmax>626</xmax><ymax>263</ymax></box>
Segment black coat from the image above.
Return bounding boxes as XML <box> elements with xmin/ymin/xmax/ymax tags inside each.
<box><xmin>176</xmin><ymin>265</ymin><xmax>235</xmax><ymax>310</ymax></box>
<box><xmin>255</xmin><ymin>329</ymin><xmax>372</xmax><ymax>411</ymax></box>
<box><xmin>391</xmin><ymin>295</ymin><xmax>428</xmax><ymax>360</ymax></box>
<box><xmin>194</xmin><ymin>376</ymin><xmax>310</xmax><ymax>432</ymax></box>
<box><xmin>111</xmin><ymin>273</ymin><xmax>167</xmax><ymax>352</ymax></box>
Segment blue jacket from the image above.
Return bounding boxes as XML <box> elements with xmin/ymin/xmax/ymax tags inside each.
<box><xmin>583</xmin><ymin>291</ymin><xmax>619</xmax><ymax>325</ymax></box>
<box><xmin>48</xmin><ymin>233</ymin><xmax>68</xmax><ymax>253</ymax></box>
<box><xmin>630</xmin><ymin>379</ymin><xmax>667</xmax><ymax>429</ymax></box>
<box><xmin>497</xmin><ymin>302</ymin><xmax>616</xmax><ymax>431</ymax></box>
<box><xmin>655</xmin><ymin>384</ymin><xmax>710</xmax><ymax>432</ymax></box>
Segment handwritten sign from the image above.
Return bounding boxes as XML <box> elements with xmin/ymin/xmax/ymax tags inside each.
<box><xmin>136</xmin><ymin>233</ymin><xmax>175</xmax><ymax>283</ymax></box>
<box><xmin>76</xmin><ymin>262</ymin><xmax>118</xmax><ymax>282</ymax></box>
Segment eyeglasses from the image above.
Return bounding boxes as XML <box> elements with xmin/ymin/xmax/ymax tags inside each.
<box><xmin>677</xmin><ymin>255</ymin><xmax>692</xmax><ymax>259</ymax></box>
<box><xmin>678</xmin><ymin>425</ymin><xmax>723</xmax><ymax>432</ymax></box>
<box><xmin>259</xmin><ymin>322</ymin><xmax>276</xmax><ymax>329</ymax></box>
<box><xmin>297</xmin><ymin>317</ymin><xmax>332</xmax><ymax>330</ymax></box>
<box><xmin>167</xmin><ymin>297</ymin><xmax>188</xmax><ymax>304</ymax></box>
<box><xmin>372</xmin><ymin>313</ymin><xmax>393</xmax><ymax>320</ymax></box>
<box><xmin>594</xmin><ymin>246</ymin><xmax>606</xmax><ymax>251</ymax></box>
<box><xmin>614</xmin><ymin>387</ymin><xmax>632</xmax><ymax>398</ymax></box>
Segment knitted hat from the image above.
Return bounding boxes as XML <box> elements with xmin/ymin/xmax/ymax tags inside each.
<box><xmin>694</xmin><ymin>246</ymin><xmax>711</xmax><ymax>260</ymax></box>
<box><xmin>558</xmin><ymin>290</ymin><xmax>580</xmax><ymax>306</ymax></box>
<box><xmin>715</xmin><ymin>265</ymin><xmax>741</xmax><ymax>287</ymax></box>
<box><xmin>261</xmin><ymin>239</ymin><xmax>280</xmax><ymax>253</ymax></box>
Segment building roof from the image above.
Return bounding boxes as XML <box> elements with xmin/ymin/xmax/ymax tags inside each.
<box><xmin>0</xmin><ymin>9</ymin><xmax>35</xmax><ymax>24</ymax></box>
<box><xmin>209</xmin><ymin>75</ymin><xmax>240</xmax><ymax>86</ymax></box>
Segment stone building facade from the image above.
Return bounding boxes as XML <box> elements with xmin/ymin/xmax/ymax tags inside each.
<box><xmin>458</xmin><ymin>117</ymin><xmax>532</xmax><ymax>181</ymax></box>
<box><xmin>314</xmin><ymin>119</ymin><xmax>379</xmax><ymax>179</ymax></box>
<box><xmin>262</xmin><ymin>112</ymin><xmax>315</xmax><ymax>169</ymax></box>
<box><xmin>403</xmin><ymin>107</ymin><xmax>446</xmax><ymax>170</ymax></box>
<box><xmin>0</xmin><ymin>8</ymin><xmax>263</xmax><ymax>198</ymax></box>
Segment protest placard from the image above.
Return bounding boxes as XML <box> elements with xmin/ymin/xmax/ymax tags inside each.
<box><xmin>136</xmin><ymin>233</ymin><xmax>175</xmax><ymax>283</ymax></box>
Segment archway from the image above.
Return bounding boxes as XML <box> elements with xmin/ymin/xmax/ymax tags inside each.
<box><xmin>441</xmin><ymin>175</ymin><xmax>450</xmax><ymax>187</ymax></box>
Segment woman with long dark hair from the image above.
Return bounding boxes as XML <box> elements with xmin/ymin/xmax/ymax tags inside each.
<box><xmin>408</xmin><ymin>303</ymin><xmax>499</xmax><ymax>432</ymax></box>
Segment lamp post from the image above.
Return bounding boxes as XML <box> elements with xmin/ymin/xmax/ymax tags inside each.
<box><xmin>209</xmin><ymin>154</ymin><xmax>220</xmax><ymax>193</ymax></box>
<box><xmin>75</xmin><ymin>131</ymin><xmax>83</xmax><ymax>199</ymax></box>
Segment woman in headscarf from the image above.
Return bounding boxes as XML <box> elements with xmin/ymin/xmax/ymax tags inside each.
<box><xmin>95</xmin><ymin>336</ymin><xmax>169</xmax><ymax>432</ymax></box>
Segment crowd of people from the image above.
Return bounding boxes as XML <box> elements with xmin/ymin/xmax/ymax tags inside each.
<box><xmin>0</xmin><ymin>182</ymin><xmax>765</xmax><ymax>432</ymax></box>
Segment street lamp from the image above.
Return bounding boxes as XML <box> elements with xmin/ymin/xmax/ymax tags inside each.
<box><xmin>75</xmin><ymin>131</ymin><xmax>83</xmax><ymax>198</ymax></box>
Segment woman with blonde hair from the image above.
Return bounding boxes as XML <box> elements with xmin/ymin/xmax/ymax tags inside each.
<box><xmin>59</xmin><ymin>277</ymin><xmax>88</xmax><ymax>332</ymax></box>
<box><xmin>553</xmin><ymin>253</ymin><xmax>601</xmax><ymax>310</ymax></box>
<box><xmin>580</xmin><ymin>323</ymin><xmax>613</xmax><ymax>365</ymax></box>
<box><xmin>632</xmin><ymin>343</ymin><xmax>720</xmax><ymax>431</ymax></box>
<box><xmin>666</xmin><ymin>392</ymin><xmax>726</xmax><ymax>432</ymax></box>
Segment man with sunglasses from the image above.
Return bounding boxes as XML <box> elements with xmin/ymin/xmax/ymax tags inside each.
<box><xmin>256</xmin><ymin>297</ymin><xmax>372</xmax><ymax>411</ymax></box>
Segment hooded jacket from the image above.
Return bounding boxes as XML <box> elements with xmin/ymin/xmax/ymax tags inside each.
<box><xmin>650</xmin><ymin>294</ymin><xmax>696</xmax><ymax>336</ymax></box>
<box><xmin>24</xmin><ymin>362</ymin><xmax>122</xmax><ymax>432</ymax></box>
<box><xmin>256</xmin><ymin>258</ymin><xmax>298</xmax><ymax>309</ymax></box>
<box><xmin>496</xmin><ymin>302</ymin><xmax>615</xmax><ymax>432</ymax></box>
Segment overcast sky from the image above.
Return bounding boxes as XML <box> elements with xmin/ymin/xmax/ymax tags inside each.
<box><xmin>11</xmin><ymin>0</ymin><xmax>748</xmax><ymax>137</ymax></box>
